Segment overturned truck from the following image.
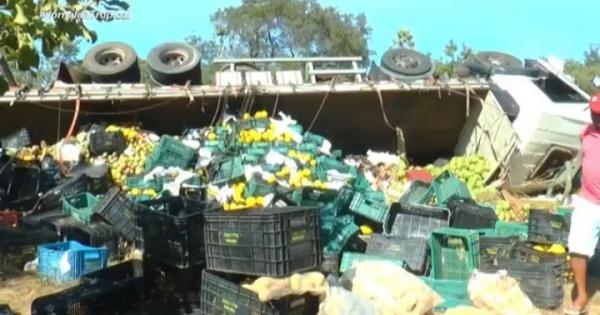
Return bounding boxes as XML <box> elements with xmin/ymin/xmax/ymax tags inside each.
<box><xmin>0</xmin><ymin>43</ymin><xmax>591</xmax><ymax>195</ymax></box>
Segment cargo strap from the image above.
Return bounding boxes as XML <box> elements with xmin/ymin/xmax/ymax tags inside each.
<box><xmin>374</xmin><ymin>86</ymin><xmax>407</xmax><ymax>157</ymax></box>
<box><xmin>307</xmin><ymin>76</ymin><xmax>336</xmax><ymax>132</ymax></box>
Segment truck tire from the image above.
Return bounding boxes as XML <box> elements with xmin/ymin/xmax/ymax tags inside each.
<box><xmin>381</xmin><ymin>48</ymin><xmax>432</xmax><ymax>76</ymax></box>
<box><xmin>147</xmin><ymin>42</ymin><xmax>202</xmax><ymax>85</ymax></box>
<box><xmin>474</xmin><ymin>51</ymin><xmax>522</xmax><ymax>70</ymax></box>
<box><xmin>83</xmin><ymin>42</ymin><xmax>140</xmax><ymax>83</ymax></box>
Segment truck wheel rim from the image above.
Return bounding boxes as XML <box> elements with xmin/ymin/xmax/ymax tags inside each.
<box><xmin>96</xmin><ymin>48</ymin><xmax>125</xmax><ymax>67</ymax></box>
<box><xmin>160</xmin><ymin>49</ymin><xmax>188</xmax><ymax>67</ymax></box>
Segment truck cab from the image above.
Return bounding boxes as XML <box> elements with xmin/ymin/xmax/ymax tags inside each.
<box><xmin>488</xmin><ymin>58</ymin><xmax>590</xmax><ymax>188</ymax></box>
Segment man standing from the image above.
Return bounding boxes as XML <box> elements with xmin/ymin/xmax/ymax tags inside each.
<box><xmin>566</xmin><ymin>93</ymin><xmax>600</xmax><ymax>315</ymax></box>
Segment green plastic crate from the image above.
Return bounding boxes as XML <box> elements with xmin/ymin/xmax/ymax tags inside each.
<box><xmin>494</xmin><ymin>221</ymin><xmax>528</xmax><ymax>239</ymax></box>
<box><xmin>432</xmin><ymin>170</ymin><xmax>471</xmax><ymax>206</ymax></box>
<box><xmin>145</xmin><ymin>136</ymin><xmax>196</xmax><ymax>172</ymax></box>
<box><xmin>126</xmin><ymin>176</ymin><xmax>164</xmax><ymax>191</ymax></box>
<box><xmin>421</xmin><ymin>277</ymin><xmax>470</xmax><ymax>311</ymax></box>
<box><xmin>298</xmin><ymin>187</ymin><xmax>339</xmax><ymax>206</ymax></box>
<box><xmin>63</xmin><ymin>192</ymin><xmax>100</xmax><ymax>224</ymax></box>
<box><xmin>211</xmin><ymin>157</ymin><xmax>245</xmax><ymax>185</ymax></box>
<box><xmin>303</xmin><ymin>132</ymin><xmax>325</xmax><ymax>146</ymax></box>
<box><xmin>400</xmin><ymin>181</ymin><xmax>434</xmax><ymax>205</ymax></box>
<box><xmin>348</xmin><ymin>192</ymin><xmax>389</xmax><ymax>224</ymax></box>
<box><xmin>363</xmin><ymin>189</ymin><xmax>386</xmax><ymax>203</ymax></box>
<box><xmin>288</xmin><ymin>124</ymin><xmax>304</xmax><ymax>134</ymax></box>
<box><xmin>340</xmin><ymin>252</ymin><xmax>407</xmax><ymax>273</ymax></box>
<box><xmin>430</xmin><ymin>228</ymin><xmax>480</xmax><ymax>280</ymax></box>
<box><xmin>295</xmin><ymin>142</ymin><xmax>319</xmax><ymax>155</ymax></box>
<box><xmin>244</xmin><ymin>178</ymin><xmax>275</xmax><ymax>198</ymax></box>
<box><xmin>475</xmin><ymin>228</ymin><xmax>496</xmax><ymax>236</ymax></box>
<box><xmin>237</xmin><ymin>118</ymin><xmax>270</xmax><ymax>130</ymax></box>
<box><xmin>204</xmin><ymin>140</ymin><xmax>226</xmax><ymax>151</ymax></box>
<box><xmin>325</xmin><ymin>216</ymin><xmax>359</xmax><ymax>254</ymax></box>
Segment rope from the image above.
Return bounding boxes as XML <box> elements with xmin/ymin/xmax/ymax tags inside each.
<box><xmin>28</xmin><ymin>97</ymin><xmax>181</xmax><ymax>116</ymax></box>
<box><xmin>465</xmin><ymin>82</ymin><xmax>470</xmax><ymax>117</ymax></box>
<box><xmin>307</xmin><ymin>76</ymin><xmax>337</xmax><ymax>132</ymax></box>
<box><xmin>374</xmin><ymin>86</ymin><xmax>407</xmax><ymax>157</ymax></box>
<box><xmin>271</xmin><ymin>93</ymin><xmax>280</xmax><ymax>118</ymax></box>
<box><xmin>210</xmin><ymin>89</ymin><xmax>224</xmax><ymax>127</ymax></box>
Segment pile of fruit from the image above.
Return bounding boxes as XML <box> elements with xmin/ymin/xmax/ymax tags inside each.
<box><xmin>89</xmin><ymin>126</ymin><xmax>156</xmax><ymax>188</ymax></box>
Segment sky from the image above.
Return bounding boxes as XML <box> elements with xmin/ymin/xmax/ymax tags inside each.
<box><xmin>79</xmin><ymin>0</ymin><xmax>600</xmax><ymax>63</ymax></box>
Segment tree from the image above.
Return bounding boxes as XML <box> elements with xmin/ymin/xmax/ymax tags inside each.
<box><xmin>210</xmin><ymin>0</ymin><xmax>371</xmax><ymax>62</ymax></box>
<box><xmin>393</xmin><ymin>29</ymin><xmax>415</xmax><ymax>49</ymax></box>
<box><xmin>0</xmin><ymin>0</ymin><xmax>129</xmax><ymax>95</ymax></box>
<box><xmin>564</xmin><ymin>46</ymin><xmax>600</xmax><ymax>94</ymax></box>
<box><xmin>10</xmin><ymin>39</ymin><xmax>80</xmax><ymax>88</ymax></box>
<box><xmin>435</xmin><ymin>40</ymin><xmax>474</xmax><ymax>77</ymax></box>
<box><xmin>186</xmin><ymin>34</ymin><xmax>221</xmax><ymax>84</ymax></box>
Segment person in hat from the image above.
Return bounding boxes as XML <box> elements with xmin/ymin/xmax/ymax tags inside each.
<box><xmin>566</xmin><ymin>92</ymin><xmax>600</xmax><ymax>314</ymax></box>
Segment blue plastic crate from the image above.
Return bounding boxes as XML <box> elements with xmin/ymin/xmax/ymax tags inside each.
<box><xmin>37</xmin><ymin>241</ymin><xmax>108</xmax><ymax>283</ymax></box>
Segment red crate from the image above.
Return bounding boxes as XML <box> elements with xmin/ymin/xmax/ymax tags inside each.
<box><xmin>0</xmin><ymin>209</ymin><xmax>19</xmax><ymax>227</ymax></box>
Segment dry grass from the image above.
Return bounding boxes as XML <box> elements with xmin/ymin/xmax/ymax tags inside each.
<box><xmin>0</xmin><ymin>267</ymin><xmax>75</xmax><ymax>315</ymax></box>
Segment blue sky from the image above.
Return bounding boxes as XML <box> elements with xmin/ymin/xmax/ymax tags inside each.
<box><xmin>79</xmin><ymin>0</ymin><xmax>600</xmax><ymax>63</ymax></box>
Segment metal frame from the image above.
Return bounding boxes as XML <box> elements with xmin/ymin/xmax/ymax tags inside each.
<box><xmin>213</xmin><ymin>57</ymin><xmax>366</xmax><ymax>84</ymax></box>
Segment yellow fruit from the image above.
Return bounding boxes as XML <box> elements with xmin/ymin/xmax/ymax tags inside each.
<box><xmin>280</xmin><ymin>167</ymin><xmax>290</xmax><ymax>176</ymax></box>
<box><xmin>309</xmin><ymin>159</ymin><xmax>317</xmax><ymax>167</ymax></box>
<box><xmin>288</xmin><ymin>150</ymin><xmax>297</xmax><ymax>158</ymax></box>
<box><xmin>302</xmin><ymin>169</ymin><xmax>311</xmax><ymax>178</ymax></box>
<box><xmin>548</xmin><ymin>244</ymin><xmax>566</xmax><ymax>255</ymax></box>
<box><xmin>130</xmin><ymin>188</ymin><xmax>142</xmax><ymax>196</ymax></box>
<box><xmin>143</xmin><ymin>189</ymin><xmax>157</xmax><ymax>197</ymax></box>
<box><xmin>246</xmin><ymin>197</ymin><xmax>257</xmax><ymax>208</ymax></box>
<box><xmin>243</xmin><ymin>113</ymin><xmax>251</xmax><ymax>120</ymax></box>
<box><xmin>360</xmin><ymin>225</ymin><xmax>373</xmax><ymax>235</ymax></box>
<box><xmin>224</xmin><ymin>203</ymin><xmax>231</xmax><ymax>211</ymax></box>
<box><xmin>207</xmin><ymin>133</ymin><xmax>217</xmax><ymax>140</ymax></box>
<box><xmin>313</xmin><ymin>180</ymin><xmax>323</xmax><ymax>188</ymax></box>
<box><xmin>255</xmin><ymin>111</ymin><xmax>268</xmax><ymax>119</ymax></box>
<box><xmin>266</xmin><ymin>175</ymin><xmax>277</xmax><ymax>184</ymax></box>
<box><xmin>256</xmin><ymin>196</ymin><xmax>265</xmax><ymax>207</ymax></box>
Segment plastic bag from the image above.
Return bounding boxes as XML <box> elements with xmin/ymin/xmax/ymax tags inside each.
<box><xmin>468</xmin><ymin>270</ymin><xmax>541</xmax><ymax>315</ymax></box>
<box><xmin>340</xmin><ymin>261</ymin><xmax>441</xmax><ymax>315</ymax></box>
<box><xmin>318</xmin><ymin>286</ymin><xmax>381</xmax><ymax>315</ymax></box>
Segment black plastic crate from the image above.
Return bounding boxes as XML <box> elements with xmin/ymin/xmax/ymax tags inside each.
<box><xmin>321</xmin><ymin>252</ymin><xmax>340</xmax><ymax>274</ymax></box>
<box><xmin>0</xmin><ymin>128</ymin><xmax>31</xmax><ymax>150</ymax></box>
<box><xmin>31</xmin><ymin>261</ymin><xmax>144</xmax><ymax>315</ymax></box>
<box><xmin>479</xmin><ymin>236</ymin><xmax>519</xmax><ymax>266</ymax></box>
<box><xmin>527</xmin><ymin>209</ymin><xmax>570</xmax><ymax>246</ymax></box>
<box><xmin>200</xmin><ymin>270</ymin><xmax>319</xmax><ymax>315</ymax></box>
<box><xmin>41</xmin><ymin>173</ymin><xmax>90</xmax><ymax>211</ymax></box>
<box><xmin>385</xmin><ymin>203</ymin><xmax>450</xmax><ymax>238</ymax></box>
<box><xmin>512</xmin><ymin>241</ymin><xmax>567</xmax><ymax>266</ymax></box>
<box><xmin>89</xmin><ymin>130</ymin><xmax>126</xmax><ymax>156</ymax></box>
<box><xmin>365</xmin><ymin>234</ymin><xmax>430</xmax><ymax>274</ymax></box>
<box><xmin>20</xmin><ymin>209</ymin><xmax>67</xmax><ymax>229</ymax></box>
<box><xmin>6</xmin><ymin>164</ymin><xmax>47</xmax><ymax>211</ymax></box>
<box><xmin>204</xmin><ymin>206</ymin><xmax>321</xmax><ymax>277</ymax></box>
<box><xmin>84</xmin><ymin>165</ymin><xmax>113</xmax><ymax>195</ymax></box>
<box><xmin>480</xmin><ymin>259</ymin><xmax>564</xmax><ymax>309</ymax></box>
<box><xmin>93</xmin><ymin>187</ymin><xmax>140</xmax><ymax>243</ymax></box>
<box><xmin>143</xmin><ymin>254</ymin><xmax>203</xmax><ymax>309</ymax></box>
<box><xmin>447</xmin><ymin>197</ymin><xmax>497</xmax><ymax>229</ymax></box>
<box><xmin>139</xmin><ymin>197</ymin><xmax>219</xmax><ymax>269</ymax></box>
<box><xmin>68</xmin><ymin>221</ymin><xmax>120</xmax><ymax>257</ymax></box>
<box><xmin>0</xmin><ymin>304</ymin><xmax>16</xmax><ymax>315</ymax></box>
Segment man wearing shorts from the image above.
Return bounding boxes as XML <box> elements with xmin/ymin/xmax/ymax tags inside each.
<box><xmin>566</xmin><ymin>92</ymin><xmax>600</xmax><ymax>315</ymax></box>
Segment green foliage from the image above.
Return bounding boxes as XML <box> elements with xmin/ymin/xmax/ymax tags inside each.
<box><xmin>211</xmin><ymin>0</ymin><xmax>371</xmax><ymax>61</ymax></box>
<box><xmin>185</xmin><ymin>35</ymin><xmax>221</xmax><ymax>84</ymax></box>
<box><xmin>393</xmin><ymin>29</ymin><xmax>414</xmax><ymax>49</ymax></box>
<box><xmin>435</xmin><ymin>40</ymin><xmax>474</xmax><ymax>77</ymax></box>
<box><xmin>0</xmin><ymin>0</ymin><xmax>128</xmax><ymax>94</ymax></box>
<box><xmin>564</xmin><ymin>47</ymin><xmax>600</xmax><ymax>94</ymax></box>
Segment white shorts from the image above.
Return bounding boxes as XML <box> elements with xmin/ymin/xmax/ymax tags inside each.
<box><xmin>568</xmin><ymin>196</ymin><xmax>600</xmax><ymax>257</ymax></box>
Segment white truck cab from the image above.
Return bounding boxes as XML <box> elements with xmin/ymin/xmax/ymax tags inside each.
<box><xmin>488</xmin><ymin>58</ymin><xmax>591</xmax><ymax>188</ymax></box>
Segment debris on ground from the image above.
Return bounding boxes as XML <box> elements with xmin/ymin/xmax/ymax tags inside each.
<box><xmin>0</xmin><ymin>110</ymin><xmax>573</xmax><ymax>314</ymax></box>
